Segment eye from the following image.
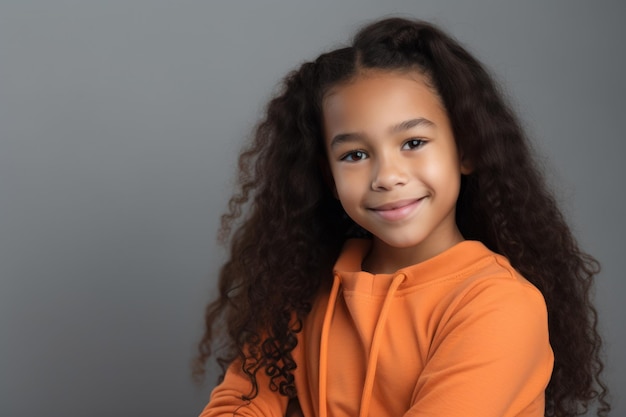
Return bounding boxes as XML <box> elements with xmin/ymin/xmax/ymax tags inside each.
<box><xmin>402</xmin><ymin>139</ymin><xmax>426</xmax><ymax>150</ymax></box>
<box><xmin>341</xmin><ymin>150</ymin><xmax>368</xmax><ymax>162</ymax></box>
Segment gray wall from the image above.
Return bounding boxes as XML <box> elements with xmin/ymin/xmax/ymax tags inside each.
<box><xmin>1</xmin><ymin>1</ymin><xmax>624</xmax><ymax>416</ymax></box>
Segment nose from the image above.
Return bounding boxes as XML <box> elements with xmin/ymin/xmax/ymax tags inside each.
<box><xmin>371</xmin><ymin>154</ymin><xmax>408</xmax><ymax>191</ymax></box>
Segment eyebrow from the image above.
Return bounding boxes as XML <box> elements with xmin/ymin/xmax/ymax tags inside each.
<box><xmin>391</xmin><ymin>117</ymin><xmax>435</xmax><ymax>133</ymax></box>
<box><xmin>329</xmin><ymin>117</ymin><xmax>435</xmax><ymax>149</ymax></box>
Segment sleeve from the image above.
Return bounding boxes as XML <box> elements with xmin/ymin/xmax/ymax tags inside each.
<box><xmin>198</xmin><ymin>359</ymin><xmax>288</xmax><ymax>417</ymax></box>
<box><xmin>404</xmin><ymin>279</ymin><xmax>554</xmax><ymax>417</ymax></box>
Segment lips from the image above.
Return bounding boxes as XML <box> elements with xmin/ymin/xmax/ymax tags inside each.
<box><xmin>369</xmin><ymin>198</ymin><xmax>425</xmax><ymax>221</ymax></box>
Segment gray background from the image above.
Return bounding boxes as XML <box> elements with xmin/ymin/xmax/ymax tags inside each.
<box><xmin>1</xmin><ymin>1</ymin><xmax>624</xmax><ymax>416</ymax></box>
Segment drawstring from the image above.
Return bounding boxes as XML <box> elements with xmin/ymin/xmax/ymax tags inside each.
<box><xmin>318</xmin><ymin>272</ymin><xmax>406</xmax><ymax>417</ymax></box>
<box><xmin>358</xmin><ymin>273</ymin><xmax>406</xmax><ymax>417</ymax></box>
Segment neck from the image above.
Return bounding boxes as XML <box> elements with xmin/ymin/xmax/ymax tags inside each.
<box><xmin>362</xmin><ymin>231</ymin><xmax>464</xmax><ymax>274</ymax></box>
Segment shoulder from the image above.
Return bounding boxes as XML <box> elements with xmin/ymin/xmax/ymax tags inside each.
<box><xmin>432</xmin><ymin>250</ymin><xmax>550</xmax><ymax>356</ymax></box>
<box><xmin>459</xmin><ymin>250</ymin><xmax>546</xmax><ymax>313</ymax></box>
<box><xmin>409</xmin><ymin>242</ymin><xmax>548</xmax><ymax>317</ymax></box>
<box><xmin>403</xmin><ymin>244</ymin><xmax>550</xmax><ymax>350</ymax></box>
<box><xmin>411</xmin><ymin>249</ymin><xmax>554</xmax><ymax>416</ymax></box>
<box><xmin>448</xmin><ymin>248</ymin><xmax>547</xmax><ymax>318</ymax></box>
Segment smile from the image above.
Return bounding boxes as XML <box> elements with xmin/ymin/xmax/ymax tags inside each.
<box><xmin>368</xmin><ymin>198</ymin><xmax>425</xmax><ymax>221</ymax></box>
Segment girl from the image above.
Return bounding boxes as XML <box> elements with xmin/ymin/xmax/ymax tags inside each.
<box><xmin>194</xmin><ymin>17</ymin><xmax>609</xmax><ymax>417</ymax></box>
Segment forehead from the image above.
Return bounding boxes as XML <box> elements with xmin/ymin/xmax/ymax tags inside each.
<box><xmin>322</xmin><ymin>71</ymin><xmax>445</xmax><ymax>135</ymax></box>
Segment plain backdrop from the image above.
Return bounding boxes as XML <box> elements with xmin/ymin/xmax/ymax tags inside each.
<box><xmin>1</xmin><ymin>1</ymin><xmax>624</xmax><ymax>416</ymax></box>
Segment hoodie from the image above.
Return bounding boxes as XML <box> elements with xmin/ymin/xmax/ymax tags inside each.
<box><xmin>201</xmin><ymin>239</ymin><xmax>554</xmax><ymax>417</ymax></box>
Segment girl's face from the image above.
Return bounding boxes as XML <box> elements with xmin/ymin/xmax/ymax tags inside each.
<box><xmin>323</xmin><ymin>71</ymin><xmax>470</xmax><ymax>271</ymax></box>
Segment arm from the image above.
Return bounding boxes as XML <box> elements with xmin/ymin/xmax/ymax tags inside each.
<box><xmin>199</xmin><ymin>360</ymin><xmax>289</xmax><ymax>417</ymax></box>
<box><xmin>405</xmin><ymin>279</ymin><xmax>554</xmax><ymax>417</ymax></box>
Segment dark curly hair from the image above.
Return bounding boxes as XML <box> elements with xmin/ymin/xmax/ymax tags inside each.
<box><xmin>194</xmin><ymin>17</ymin><xmax>609</xmax><ymax>416</ymax></box>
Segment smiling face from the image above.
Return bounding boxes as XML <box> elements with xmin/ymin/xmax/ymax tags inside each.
<box><xmin>323</xmin><ymin>71</ymin><xmax>469</xmax><ymax>272</ymax></box>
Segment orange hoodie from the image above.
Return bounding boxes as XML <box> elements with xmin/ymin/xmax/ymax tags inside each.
<box><xmin>201</xmin><ymin>239</ymin><xmax>554</xmax><ymax>417</ymax></box>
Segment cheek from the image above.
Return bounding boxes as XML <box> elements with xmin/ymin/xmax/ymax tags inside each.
<box><xmin>333</xmin><ymin>171</ymin><xmax>362</xmax><ymax>203</ymax></box>
<box><xmin>335</xmin><ymin>180</ymin><xmax>356</xmax><ymax>202</ymax></box>
<box><xmin>423</xmin><ymin>149</ymin><xmax>462</xmax><ymax>181</ymax></box>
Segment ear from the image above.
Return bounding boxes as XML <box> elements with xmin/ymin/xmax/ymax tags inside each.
<box><xmin>459</xmin><ymin>154</ymin><xmax>473</xmax><ymax>175</ymax></box>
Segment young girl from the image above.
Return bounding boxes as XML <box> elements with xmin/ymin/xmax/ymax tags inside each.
<box><xmin>194</xmin><ymin>17</ymin><xmax>609</xmax><ymax>417</ymax></box>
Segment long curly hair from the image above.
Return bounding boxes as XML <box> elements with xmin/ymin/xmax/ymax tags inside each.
<box><xmin>194</xmin><ymin>17</ymin><xmax>609</xmax><ymax>416</ymax></box>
